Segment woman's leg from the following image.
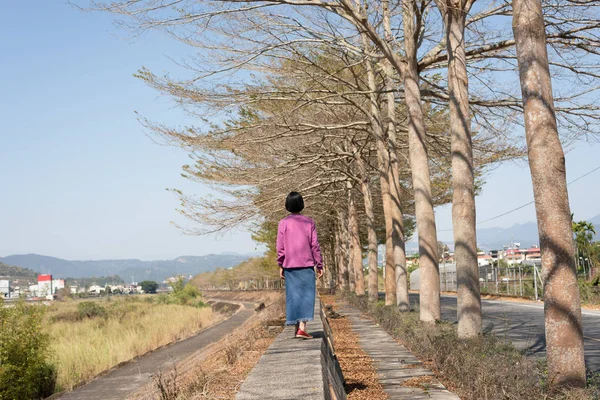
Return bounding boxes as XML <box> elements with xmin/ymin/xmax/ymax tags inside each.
<box><xmin>299</xmin><ymin>320</ymin><xmax>306</xmax><ymax>332</ymax></box>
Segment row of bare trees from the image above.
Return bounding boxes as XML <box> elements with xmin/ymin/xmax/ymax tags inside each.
<box><xmin>87</xmin><ymin>0</ymin><xmax>599</xmax><ymax>388</ymax></box>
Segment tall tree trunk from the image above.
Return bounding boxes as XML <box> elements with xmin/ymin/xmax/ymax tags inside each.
<box><xmin>355</xmin><ymin>153</ymin><xmax>379</xmax><ymax>302</ymax></box>
<box><xmin>444</xmin><ymin>0</ymin><xmax>482</xmax><ymax>337</ymax></box>
<box><xmin>327</xmin><ymin>230</ymin><xmax>338</xmax><ymax>290</ymax></box>
<box><xmin>382</xmin><ymin>0</ymin><xmax>409</xmax><ymax>312</ymax></box>
<box><xmin>512</xmin><ymin>0</ymin><xmax>586</xmax><ymax>387</ymax></box>
<box><xmin>402</xmin><ymin>0</ymin><xmax>441</xmax><ymax>322</ymax></box>
<box><xmin>335</xmin><ymin>220</ymin><xmax>349</xmax><ymax>290</ymax></box>
<box><xmin>359</xmin><ymin>33</ymin><xmax>397</xmax><ymax>305</ymax></box>
<box><xmin>334</xmin><ymin>225</ymin><xmax>345</xmax><ymax>290</ymax></box>
<box><xmin>341</xmin><ymin>209</ymin><xmax>355</xmax><ymax>292</ymax></box>
<box><xmin>348</xmin><ymin>184</ymin><xmax>366</xmax><ymax>295</ymax></box>
<box><xmin>381</xmin><ymin>177</ymin><xmax>397</xmax><ymax>306</ymax></box>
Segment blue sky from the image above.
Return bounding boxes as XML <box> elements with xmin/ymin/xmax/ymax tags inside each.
<box><xmin>0</xmin><ymin>2</ymin><xmax>259</xmax><ymax>260</ymax></box>
<box><xmin>1</xmin><ymin>3</ymin><xmax>599</xmax><ymax>260</ymax></box>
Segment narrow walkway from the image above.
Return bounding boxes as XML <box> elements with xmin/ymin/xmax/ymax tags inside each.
<box><xmin>59</xmin><ymin>302</ymin><xmax>255</xmax><ymax>400</ymax></box>
<box><xmin>337</xmin><ymin>302</ymin><xmax>460</xmax><ymax>400</ymax></box>
<box><xmin>235</xmin><ymin>299</ymin><xmax>331</xmax><ymax>400</ymax></box>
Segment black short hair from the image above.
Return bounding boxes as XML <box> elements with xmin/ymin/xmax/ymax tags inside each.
<box><xmin>285</xmin><ymin>191</ymin><xmax>304</xmax><ymax>213</ymax></box>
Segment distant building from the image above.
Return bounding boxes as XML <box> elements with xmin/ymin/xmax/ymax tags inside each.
<box><xmin>500</xmin><ymin>246</ymin><xmax>541</xmax><ymax>265</ymax></box>
<box><xmin>37</xmin><ymin>274</ymin><xmax>53</xmax><ymax>297</ymax></box>
<box><xmin>89</xmin><ymin>285</ymin><xmax>105</xmax><ymax>294</ymax></box>
<box><xmin>52</xmin><ymin>279</ymin><xmax>65</xmax><ymax>293</ymax></box>
<box><xmin>0</xmin><ymin>280</ymin><xmax>9</xmax><ymax>297</ymax></box>
<box><xmin>477</xmin><ymin>254</ymin><xmax>493</xmax><ymax>267</ymax></box>
<box><xmin>29</xmin><ymin>284</ymin><xmax>39</xmax><ymax>296</ymax></box>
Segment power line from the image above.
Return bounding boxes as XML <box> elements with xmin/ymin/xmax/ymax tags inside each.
<box><xmin>437</xmin><ymin>164</ymin><xmax>600</xmax><ymax>232</ymax></box>
<box><xmin>477</xmin><ymin>200</ymin><xmax>535</xmax><ymax>225</ymax></box>
<box><xmin>566</xmin><ymin>164</ymin><xmax>600</xmax><ymax>186</ymax></box>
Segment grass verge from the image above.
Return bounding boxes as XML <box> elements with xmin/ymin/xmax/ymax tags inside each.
<box><xmin>344</xmin><ymin>292</ymin><xmax>599</xmax><ymax>400</ymax></box>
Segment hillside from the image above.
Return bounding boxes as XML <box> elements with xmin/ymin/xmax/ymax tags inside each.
<box><xmin>0</xmin><ymin>253</ymin><xmax>255</xmax><ymax>282</ymax></box>
<box><xmin>0</xmin><ymin>262</ymin><xmax>38</xmax><ymax>279</ymax></box>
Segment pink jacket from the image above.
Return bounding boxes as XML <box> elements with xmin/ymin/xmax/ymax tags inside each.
<box><xmin>276</xmin><ymin>214</ymin><xmax>323</xmax><ymax>270</ymax></box>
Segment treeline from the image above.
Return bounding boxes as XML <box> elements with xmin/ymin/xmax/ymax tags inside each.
<box><xmin>0</xmin><ymin>262</ymin><xmax>37</xmax><ymax>279</ymax></box>
<box><xmin>192</xmin><ymin>257</ymin><xmax>280</xmax><ymax>290</ymax></box>
<box><xmin>89</xmin><ymin>0</ymin><xmax>600</xmax><ymax>390</ymax></box>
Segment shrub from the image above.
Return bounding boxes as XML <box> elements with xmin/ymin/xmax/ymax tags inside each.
<box><xmin>579</xmin><ymin>280</ymin><xmax>600</xmax><ymax>305</ymax></box>
<box><xmin>156</xmin><ymin>293</ymin><xmax>172</xmax><ymax>305</ymax></box>
<box><xmin>196</xmin><ymin>300</ymin><xmax>208</xmax><ymax>308</ymax></box>
<box><xmin>140</xmin><ymin>280</ymin><xmax>159</xmax><ymax>294</ymax></box>
<box><xmin>171</xmin><ymin>284</ymin><xmax>201</xmax><ymax>306</ymax></box>
<box><xmin>77</xmin><ymin>301</ymin><xmax>107</xmax><ymax>319</ymax></box>
<box><xmin>169</xmin><ymin>277</ymin><xmax>186</xmax><ymax>293</ymax></box>
<box><xmin>0</xmin><ymin>299</ymin><xmax>57</xmax><ymax>399</ymax></box>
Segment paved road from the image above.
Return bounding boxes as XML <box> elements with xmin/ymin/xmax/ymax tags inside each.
<box><xmin>59</xmin><ymin>301</ymin><xmax>256</xmax><ymax>400</ymax></box>
<box><xmin>406</xmin><ymin>293</ymin><xmax>600</xmax><ymax>373</ymax></box>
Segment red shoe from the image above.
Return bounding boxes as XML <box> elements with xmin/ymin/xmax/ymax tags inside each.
<box><xmin>293</xmin><ymin>323</ymin><xmax>300</xmax><ymax>337</ymax></box>
<box><xmin>295</xmin><ymin>329</ymin><xmax>313</xmax><ymax>339</ymax></box>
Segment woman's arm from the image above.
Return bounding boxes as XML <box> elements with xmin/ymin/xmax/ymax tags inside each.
<box><xmin>276</xmin><ymin>220</ymin><xmax>285</xmax><ymax>267</ymax></box>
<box><xmin>310</xmin><ymin>220</ymin><xmax>323</xmax><ymax>270</ymax></box>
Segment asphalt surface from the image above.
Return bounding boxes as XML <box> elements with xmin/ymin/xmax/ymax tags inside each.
<box><xmin>58</xmin><ymin>301</ymin><xmax>256</xmax><ymax>400</ymax></box>
<box><xmin>405</xmin><ymin>293</ymin><xmax>600</xmax><ymax>373</ymax></box>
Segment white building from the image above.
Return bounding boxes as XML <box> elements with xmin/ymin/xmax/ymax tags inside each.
<box><xmin>477</xmin><ymin>254</ymin><xmax>493</xmax><ymax>267</ymax></box>
<box><xmin>89</xmin><ymin>285</ymin><xmax>106</xmax><ymax>294</ymax></box>
<box><xmin>29</xmin><ymin>284</ymin><xmax>39</xmax><ymax>296</ymax></box>
<box><xmin>52</xmin><ymin>279</ymin><xmax>65</xmax><ymax>292</ymax></box>
<box><xmin>0</xmin><ymin>280</ymin><xmax>9</xmax><ymax>296</ymax></box>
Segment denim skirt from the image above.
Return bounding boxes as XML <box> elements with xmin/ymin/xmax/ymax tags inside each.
<box><xmin>284</xmin><ymin>267</ymin><xmax>316</xmax><ymax>325</ymax></box>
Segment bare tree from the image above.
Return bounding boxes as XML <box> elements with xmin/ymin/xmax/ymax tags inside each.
<box><xmin>435</xmin><ymin>0</ymin><xmax>482</xmax><ymax>337</ymax></box>
<box><xmin>512</xmin><ymin>0</ymin><xmax>586</xmax><ymax>387</ymax></box>
<box><xmin>348</xmin><ymin>185</ymin><xmax>366</xmax><ymax>295</ymax></box>
<box><xmin>401</xmin><ymin>0</ymin><xmax>441</xmax><ymax>322</ymax></box>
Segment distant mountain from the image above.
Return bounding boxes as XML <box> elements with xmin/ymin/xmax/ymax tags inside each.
<box><xmin>476</xmin><ymin>214</ymin><xmax>600</xmax><ymax>250</ymax></box>
<box><xmin>409</xmin><ymin>214</ymin><xmax>600</xmax><ymax>252</ymax></box>
<box><xmin>0</xmin><ymin>253</ymin><xmax>254</xmax><ymax>282</ymax></box>
<box><xmin>475</xmin><ymin>222</ymin><xmax>541</xmax><ymax>250</ymax></box>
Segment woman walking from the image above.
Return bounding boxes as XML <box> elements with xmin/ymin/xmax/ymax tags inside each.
<box><xmin>277</xmin><ymin>191</ymin><xmax>324</xmax><ymax>339</ymax></box>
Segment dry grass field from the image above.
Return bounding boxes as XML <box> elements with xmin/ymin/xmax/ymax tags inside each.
<box><xmin>45</xmin><ymin>296</ymin><xmax>221</xmax><ymax>391</ymax></box>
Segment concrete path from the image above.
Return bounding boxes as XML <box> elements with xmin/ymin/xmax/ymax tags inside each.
<box><xmin>59</xmin><ymin>302</ymin><xmax>255</xmax><ymax>400</ymax></box>
<box><xmin>337</xmin><ymin>302</ymin><xmax>460</xmax><ymax>400</ymax></box>
<box><xmin>405</xmin><ymin>293</ymin><xmax>600</xmax><ymax>373</ymax></box>
<box><xmin>235</xmin><ymin>300</ymin><xmax>328</xmax><ymax>400</ymax></box>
